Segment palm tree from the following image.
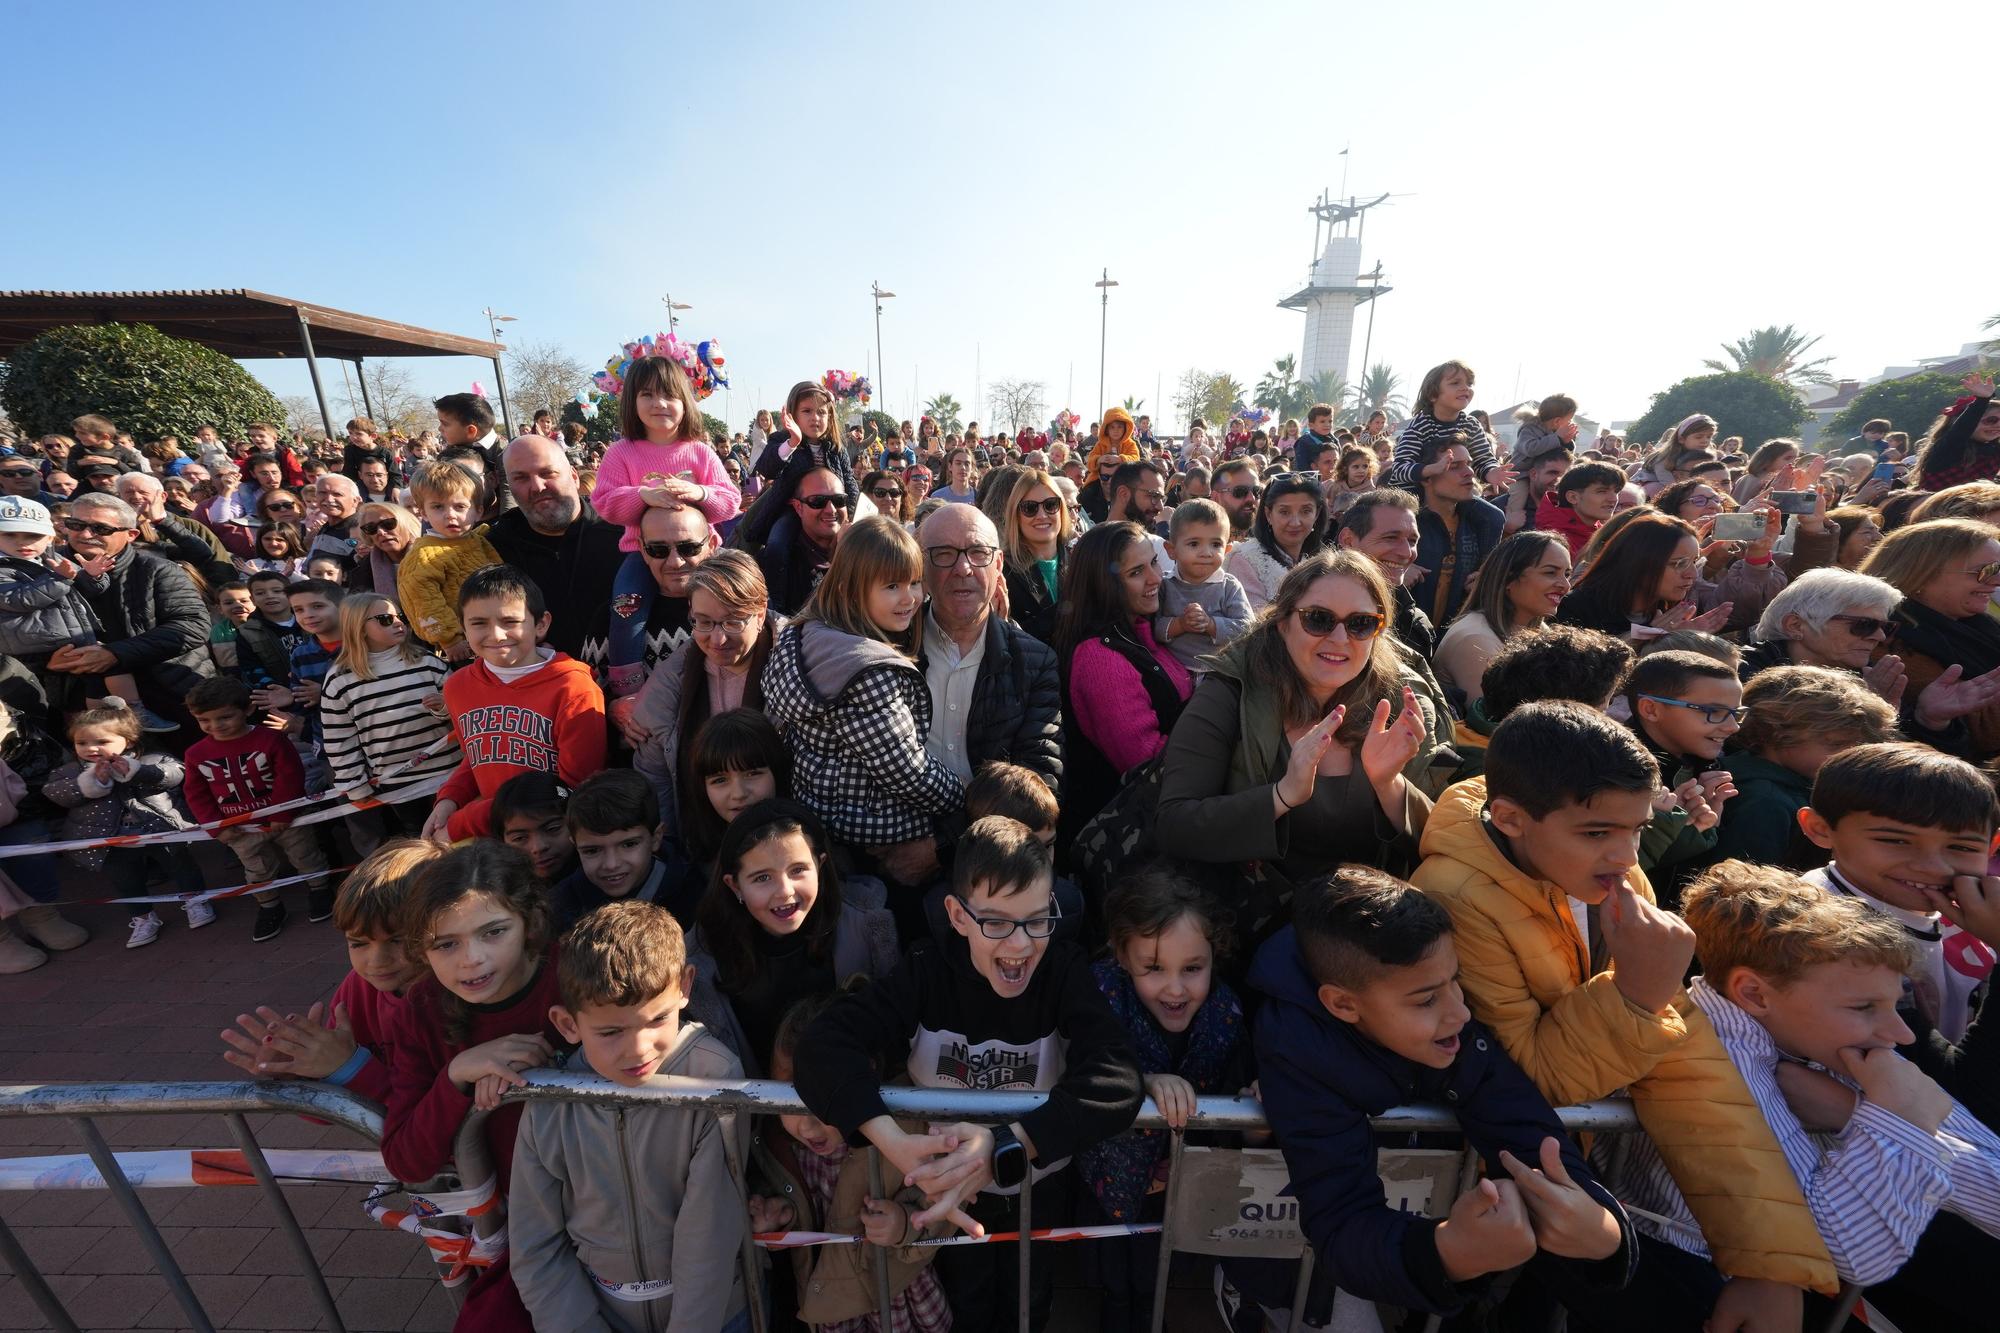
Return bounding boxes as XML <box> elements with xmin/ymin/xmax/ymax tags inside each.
<box><xmin>922</xmin><ymin>393</ymin><xmax>963</xmax><ymax>433</ymax></box>
<box><xmin>1302</xmin><ymin>370</ymin><xmax>1351</xmax><ymax>418</ymax></box>
<box><xmin>1351</xmin><ymin>364</ymin><xmax>1406</xmax><ymax>419</ymax></box>
<box><xmin>1255</xmin><ymin>354</ymin><xmax>1304</xmax><ymax>417</ymax></box>
<box><xmin>1983</xmin><ymin>313</ymin><xmax>2000</xmax><ymax>355</ymax></box>
<box><xmin>1703</xmin><ymin>325</ymin><xmax>1836</xmax><ymax>386</ymax></box>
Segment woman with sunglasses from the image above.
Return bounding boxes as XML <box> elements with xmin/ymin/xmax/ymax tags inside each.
<box><xmin>859</xmin><ymin>469</ymin><xmax>914</xmax><ymax>527</ymax></box>
<box><xmin>1863</xmin><ymin>517</ymin><xmax>2000</xmax><ymax>758</ymax></box>
<box><xmin>344</xmin><ymin>502</ymin><xmax>421</xmax><ymax>600</ymax></box>
<box><xmin>982</xmin><ymin>467</ymin><xmax>1072</xmax><ymax>647</ymax></box>
<box><xmin>1556</xmin><ymin>512</ymin><xmax>1772</xmax><ymax>640</ymax></box>
<box><xmin>1156</xmin><ymin>550</ymin><xmax>1444</xmax><ymax>938</ymax></box>
<box><xmin>1054</xmin><ymin>522</ymin><xmax>1192</xmax><ymax>838</ymax></box>
<box><xmin>631</xmin><ymin>551</ymin><xmax>782</xmax><ymax>839</ymax></box>
<box><xmin>1226</xmin><ymin>472</ymin><xmax>1328</xmax><ymax>613</ymax></box>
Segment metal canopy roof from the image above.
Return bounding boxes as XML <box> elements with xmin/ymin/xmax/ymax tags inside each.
<box><xmin>0</xmin><ymin>289</ymin><xmax>501</xmax><ymax>360</ymax></box>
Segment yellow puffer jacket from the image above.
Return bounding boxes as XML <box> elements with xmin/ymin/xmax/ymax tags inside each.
<box><xmin>396</xmin><ymin>525</ymin><xmax>502</xmax><ymax>650</ymax></box>
<box><xmin>1411</xmin><ymin>778</ymin><xmax>1836</xmax><ymax>1294</ymax></box>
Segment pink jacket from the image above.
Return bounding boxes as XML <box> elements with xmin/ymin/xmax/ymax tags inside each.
<box><xmin>590</xmin><ymin>437</ymin><xmax>743</xmax><ymax>552</ymax></box>
<box><xmin>1068</xmin><ymin>620</ymin><xmax>1193</xmax><ymax>773</ymax></box>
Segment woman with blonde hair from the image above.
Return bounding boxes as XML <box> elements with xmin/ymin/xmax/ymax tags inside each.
<box><xmin>347</xmin><ymin>501</ymin><xmax>421</xmax><ymax>599</ymax></box>
<box><xmin>760</xmin><ymin>516</ymin><xmax>962</xmax><ymax>868</ymax></box>
<box><xmin>320</xmin><ymin>594</ymin><xmax>459</xmax><ymax>854</ymax></box>
<box><xmin>982</xmin><ymin>466</ymin><xmax>1072</xmax><ymax>645</ymax></box>
<box><xmin>631</xmin><ymin>550</ymin><xmax>784</xmax><ymax>835</ymax></box>
<box><xmin>1864</xmin><ymin>517</ymin><xmax>2000</xmax><ymax>757</ymax></box>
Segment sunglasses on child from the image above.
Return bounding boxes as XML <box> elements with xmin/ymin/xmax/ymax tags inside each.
<box><xmin>60</xmin><ymin>516</ymin><xmax>132</xmax><ymax>538</ymax></box>
<box><xmin>1294</xmin><ymin>606</ymin><xmax>1385</xmax><ymax>640</ymax></box>
<box><xmin>1017</xmin><ymin>496</ymin><xmax>1064</xmax><ymax>518</ymax></box>
<box><xmin>642</xmin><ymin>539</ymin><xmax>707</xmax><ymax>560</ymax></box>
<box><xmin>367</xmin><ymin>612</ymin><xmax>404</xmax><ymax>627</ymax></box>
<box><xmin>1638</xmin><ymin>694</ymin><xmax>1749</xmax><ymax>725</ymax></box>
<box><xmin>795</xmin><ymin>494</ymin><xmax>854</xmax><ymax>512</ymax></box>
<box><xmin>951</xmin><ymin>893</ymin><xmax>1063</xmax><ymax>940</ymax></box>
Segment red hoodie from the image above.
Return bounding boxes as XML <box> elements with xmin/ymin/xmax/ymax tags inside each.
<box><xmin>1534</xmin><ymin>492</ymin><xmax>1601</xmax><ymax>559</ymax></box>
<box><xmin>437</xmin><ymin>651</ymin><xmax>605</xmax><ymax>840</ymax></box>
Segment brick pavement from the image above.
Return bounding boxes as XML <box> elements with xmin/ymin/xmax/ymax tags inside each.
<box><xmin>0</xmin><ymin>894</ymin><xmax>1232</xmax><ymax>1331</ymax></box>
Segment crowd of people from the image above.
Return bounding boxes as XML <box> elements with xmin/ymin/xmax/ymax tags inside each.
<box><xmin>1</xmin><ymin>347</ymin><xmax>1998</xmax><ymax>1333</ymax></box>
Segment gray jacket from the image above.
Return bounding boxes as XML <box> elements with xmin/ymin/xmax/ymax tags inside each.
<box><xmin>43</xmin><ymin>754</ymin><xmax>193</xmax><ymax>872</ymax></box>
<box><xmin>0</xmin><ymin>555</ymin><xmax>105</xmax><ymax>656</ymax></box>
<box><xmin>508</xmin><ymin>1030</ymin><xmax>750</xmax><ymax>1333</ymax></box>
<box><xmin>1155</xmin><ymin>570</ymin><xmax>1255</xmax><ymax>672</ymax></box>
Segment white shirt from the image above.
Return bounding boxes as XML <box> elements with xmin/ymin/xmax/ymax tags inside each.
<box><xmin>921</xmin><ymin>608</ymin><xmax>986</xmax><ymax>784</ymax></box>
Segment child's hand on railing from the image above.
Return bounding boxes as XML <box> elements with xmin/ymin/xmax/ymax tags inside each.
<box><xmin>1497</xmin><ymin>1137</ymin><xmax>1621</xmax><ymax>1261</ymax></box>
<box><xmin>1145</xmin><ymin>1074</ymin><xmax>1196</xmax><ymax>1130</ymax></box>
<box><xmin>859</xmin><ymin>1196</ymin><xmax>909</xmax><ymax>1247</ymax></box>
<box><xmin>746</xmin><ymin>1194</ymin><xmax>795</xmax><ymax>1233</ymax></box>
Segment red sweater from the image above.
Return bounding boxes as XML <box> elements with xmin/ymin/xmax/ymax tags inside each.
<box><xmin>183</xmin><ymin>728</ymin><xmax>305</xmax><ymax>824</ymax></box>
<box><xmin>437</xmin><ymin>652</ymin><xmax>605</xmax><ymax>840</ymax></box>
<box><xmin>1534</xmin><ymin>494</ymin><xmax>1601</xmax><ymax>559</ymax></box>
<box><xmin>321</xmin><ymin>970</ymin><xmax>408</xmax><ymax>1106</ymax></box>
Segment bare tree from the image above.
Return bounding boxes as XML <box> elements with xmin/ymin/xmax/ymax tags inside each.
<box><xmin>985</xmin><ymin>378</ymin><xmax>1046</xmax><ymax>433</ymax></box>
<box><xmin>1173</xmin><ymin>368</ymin><xmax>1213</xmax><ymax>432</ymax></box>
<box><xmin>277</xmin><ymin>394</ymin><xmax>323</xmax><ymax>435</ymax></box>
<box><xmin>351</xmin><ymin>361</ymin><xmax>429</xmax><ymax>436</ymax></box>
<box><xmin>507</xmin><ymin>340</ymin><xmax>590</xmax><ymax>422</ymax></box>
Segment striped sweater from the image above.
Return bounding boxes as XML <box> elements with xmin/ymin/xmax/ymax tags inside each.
<box><xmin>319</xmin><ymin>650</ymin><xmax>461</xmax><ymax>791</ymax></box>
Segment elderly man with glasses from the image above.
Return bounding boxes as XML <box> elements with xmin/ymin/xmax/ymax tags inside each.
<box><xmin>51</xmin><ymin>492</ymin><xmax>214</xmax><ymax>723</ymax></box>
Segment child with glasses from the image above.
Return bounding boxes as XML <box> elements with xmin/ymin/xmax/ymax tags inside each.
<box><xmin>1621</xmin><ymin>650</ymin><xmax>1745</xmax><ymax>899</ymax></box>
<box><xmin>319</xmin><ymin>594</ymin><xmax>459</xmax><ymax>857</ymax></box>
<box><xmin>794</xmin><ymin>817</ymin><xmax>1143</xmax><ymax>1333</ymax></box>
<box><xmin>0</xmin><ymin>495</ymin><xmax>160</xmax><ymax>720</ymax></box>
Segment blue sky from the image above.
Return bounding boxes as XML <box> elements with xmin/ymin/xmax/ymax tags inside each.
<box><xmin>9</xmin><ymin>1</ymin><xmax>1992</xmax><ymax>432</ymax></box>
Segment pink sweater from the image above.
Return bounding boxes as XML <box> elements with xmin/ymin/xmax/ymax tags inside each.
<box><xmin>1068</xmin><ymin>619</ymin><xmax>1193</xmax><ymax>773</ymax></box>
<box><xmin>589</xmin><ymin>437</ymin><xmax>743</xmax><ymax>551</ymax></box>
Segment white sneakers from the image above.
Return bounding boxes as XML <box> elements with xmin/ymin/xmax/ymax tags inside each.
<box><xmin>126</xmin><ymin>912</ymin><xmax>163</xmax><ymax>949</ymax></box>
<box><xmin>184</xmin><ymin>898</ymin><xmax>217</xmax><ymax>930</ymax></box>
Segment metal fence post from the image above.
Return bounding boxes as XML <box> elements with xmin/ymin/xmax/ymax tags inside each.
<box><xmin>1016</xmin><ymin>1167</ymin><xmax>1032</xmax><ymax>1333</ymax></box>
<box><xmin>0</xmin><ymin>1210</ymin><xmax>80</xmax><ymax>1333</ymax></box>
<box><xmin>716</xmin><ymin>1108</ymin><xmax>767</xmax><ymax>1333</ymax></box>
<box><xmin>866</xmin><ymin>1146</ymin><xmax>894</xmax><ymax>1326</ymax></box>
<box><xmin>1147</xmin><ymin>1130</ymin><xmax>1187</xmax><ymax>1333</ymax></box>
<box><xmin>1287</xmin><ymin>1244</ymin><xmax>1315</xmax><ymax>1331</ymax></box>
<box><xmin>74</xmin><ymin>1116</ymin><xmax>216</xmax><ymax>1333</ymax></box>
<box><xmin>223</xmin><ymin>1112</ymin><xmax>347</xmax><ymax>1333</ymax></box>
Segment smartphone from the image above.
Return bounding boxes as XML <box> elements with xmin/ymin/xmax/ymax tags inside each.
<box><xmin>1871</xmin><ymin>462</ymin><xmax>1897</xmax><ymax>483</ymax></box>
<box><xmin>1711</xmin><ymin>512</ymin><xmax>1764</xmax><ymax>541</ymax></box>
<box><xmin>1770</xmin><ymin>490</ymin><xmax>1817</xmax><ymax>515</ymax></box>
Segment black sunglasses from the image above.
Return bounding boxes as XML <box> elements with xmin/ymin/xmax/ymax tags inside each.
<box><xmin>796</xmin><ymin>494</ymin><xmax>854</xmax><ymax>512</ymax></box>
<box><xmin>0</xmin><ymin>468</ymin><xmax>39</xmax><ymax>480</ymax></box>
<box><xmin>642</xmin><ymin>539</ymin><xmax>707</xmax><ymax>560</ymax></box>
<box><xmin>869</xmin><ymin>486</ymin><xmax>905</xmax><ymax>501</ymax></box>
<box><xmin>1017</xmin><ymin>496</ymin><xmax>1064</xmax><ymax>518</ymax></box>
<box><xmin>60</xmin><ymin>516</ymin><xmax>130</xmax><ymax>538</ymax></box>
<box><xmin>1295</xmin><ymin>607</ymin><xmax>1385</xmax><ymax>640</ymax></box>
<box><xmin>265</xmin><ymin>500</ymin><xmax>301</xmax><ymax>512</ymax></box>
<box><xmin>367</xmin><ymin>612</ymin><xmax>404</xmax><ymax>627</ymax></box>
<box><xmin>1223</xmin><ymin>484</ymin><xmax>1258</xmax><ymax>500</ymax></box>
<box><xmin>1826</xmin><ymin>615</ymin><xmax>1892</xmax><ymax>638</ymax></box>
<box><xmin>358</xmin><ymin>518</ymin><xmax>401</xmax><ymax>536</ymax></box>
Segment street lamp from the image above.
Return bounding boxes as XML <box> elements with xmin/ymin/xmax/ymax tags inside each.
<box><xmin>1094</xmin><ymin>268</ymin><xmax>1118</xmax><ymax>421</ymax></box>
<box><xmin>482</xmin><ymin>308</ymin><xmax>517</xmax><ymax>439</ymax></box>
<box><xmin>663</xmin><ymin>295</ymin><xmax>691</xmax><ymax>332</ymax></box>
<box><xmin>872</xmin><ymin>283</ymin><xmax>895</xmax><ymax>420</ymax></box>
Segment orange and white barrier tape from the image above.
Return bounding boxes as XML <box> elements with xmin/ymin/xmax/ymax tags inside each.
<box><xmin>0</xmin><ymin>1148</ymin><xmax>389</xmax><ymax>1191</ymax></box>
<box><xmin>754</xmin><ymin>1222</ymin><xmax>1161</xmax><ymax>1250</ymax></box>
<box><xmin>364</xmin><ymin>1179</ymin><xmax>505</xmax><ymax>1286</ymax></box>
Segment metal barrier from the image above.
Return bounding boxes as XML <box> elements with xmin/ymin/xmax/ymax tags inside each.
<box><xmin>0</xmin><ymin>1076</ymin><xmax>1864</xmax><ymax>1333</ymax></box>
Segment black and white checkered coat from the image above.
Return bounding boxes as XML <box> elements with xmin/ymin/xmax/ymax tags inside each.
<box><xmin>761</xmin><ymin>619</ymin><xmax>964</xmax><ymax>846</ymax></box>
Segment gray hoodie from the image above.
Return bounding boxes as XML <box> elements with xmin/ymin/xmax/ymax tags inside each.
<box><xmin>508</xmin><ymin>1028</ymin><xmax>750</xmax><ymax>1333</ymax></box>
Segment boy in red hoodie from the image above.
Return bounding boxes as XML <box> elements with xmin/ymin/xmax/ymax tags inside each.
<box><xmin>421</xmin><ymin>565</ymin><xmax>605</xmax><ymax>843</ymax></box>
<box><xmin>1534</xmin><ymin>461</ymin><xmax>1625</xmax><ymax>558</ymax></box>
<box><xmin>183</xmin><ymin>676</ymin><xmax>332</xmax><ymax>943</ymax></box>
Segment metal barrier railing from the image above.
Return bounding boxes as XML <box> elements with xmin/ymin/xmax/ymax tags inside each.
<box><xmin>0</xmin><ymin>1077</ymin><xmax>1858</xmax><ymax>1333</ymax></box>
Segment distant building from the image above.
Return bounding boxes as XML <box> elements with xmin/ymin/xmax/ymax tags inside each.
<box><xmin>1486</xmin><ymin>400</ymin><xmax>1601</xmax><ymax>452</ymax></box>
<box><xmin>1278</xmin><ymin>193</ymin><xmax>1392</xmax><ymax>385</ymax></box>
<box><xmin>1801</xmin><ymin>343</ymin><xmax>1994</xmax><ymax>447</ymax></box>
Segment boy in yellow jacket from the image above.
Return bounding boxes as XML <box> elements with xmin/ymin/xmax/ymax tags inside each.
<box><xmin>396</xmin><ymin>460</ymin><xmax>501</xmax><ymax>661</ymax></box>
<box><xmin>1412</xmin><ymin>701</ymin><xmax>1836</xmax><ymax>1331</ymax></box>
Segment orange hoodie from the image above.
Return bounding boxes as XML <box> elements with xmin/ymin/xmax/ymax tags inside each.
<box><xmin>438</xmin><ymin>651</ymin><xmax>606</xmax><ymax>840</ymax></box>
<box><xmin>1083</xmin><ymin>407</ymin><xmax>1141</xmax><ymax>475</ymax></box>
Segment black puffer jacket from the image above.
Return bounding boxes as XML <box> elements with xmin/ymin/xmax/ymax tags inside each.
<box><xmin>71</xmin><ymin>544</ymin><xmax>215</xmax><ymax>713</ymax></box>
<box><xmin>916</xmin><ymin>612</ymin><xmax>1064</xmax><ymax>845</ymax></box>
<box><xmin>0</xmin><ymin>555</ymin><xmax>104</xmax><ymax>656</ymax></box>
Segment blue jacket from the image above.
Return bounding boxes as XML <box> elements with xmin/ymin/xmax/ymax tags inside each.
<box><xmin>1412</xmin><ymin>496</ymin><xmax>1505</xmax><ymax>625</ymax></box>
<box><xmin>1249</xmin><ymin>927</ymin><xmax>1635</xmax><ymax>1316</ymax></box>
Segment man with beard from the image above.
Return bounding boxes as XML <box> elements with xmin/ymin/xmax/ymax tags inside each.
<box><xmin>489</xmin><ymin>435</ymin><xmax>625</xmax><ymax>659</ymax></box>
<box><xmin>1211</xmin><ymin>457</ymin><xmax>1260</xmax><ymax>546</ymax></box>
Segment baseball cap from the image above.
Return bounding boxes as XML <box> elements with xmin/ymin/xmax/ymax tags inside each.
<box><xmin>73</xmin><ymin>462</ymin><xmax>120</xmax><ymax>482</ymax></box>
<box><xmin>0</xmin><ymin>495</ymin><xmax>54</xmax><ymax>536</ymax></box>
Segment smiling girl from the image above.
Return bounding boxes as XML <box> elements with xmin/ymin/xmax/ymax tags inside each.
<box><xmin>687</xmin><ymin>799</ymin><xmax>898</xmax><ymax>1075</ymax></box>
<box><xmin>1079</xmin><ymin>869</ymin><xmax>1250</xmax><ymax>1331</ymax></box>
<box><xmin>1434</xmin><ymin>531</ymin><xmax>1574</xmax><ymax>706</ymax></box>
<box><xmin>762</xmin><ymin>517</ymin><xmax>963</xmax><ymax>870</ymax></box>
<box><xmin>1383</xmin><ymin>360</ymin><xmax>1504</xmax><ymax>491</ymax></box>
<box><xmin>319</xmin><ymin>595</ymin><xmax>458</xmax><ymax>855</ymax></box>
<box><xmin>381</xmin><ymin>841</ymin><xmax>560</xmax><ymax>1331</ymax></box>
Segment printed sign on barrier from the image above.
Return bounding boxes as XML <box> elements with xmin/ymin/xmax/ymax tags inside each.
<box><xmin>1166</xmin><ymin>1147</ymin><xmax>1466</xmax><ymax>1258</ymax></box>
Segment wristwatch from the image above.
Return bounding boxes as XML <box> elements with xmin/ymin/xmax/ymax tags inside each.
<box><xmin>990</xmin><ymin>1125</ymin><xmax>1029</xmax><ymax>1188</ymax></box>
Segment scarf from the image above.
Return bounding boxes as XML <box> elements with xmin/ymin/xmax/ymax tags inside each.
<box><xmin>1891</xmin><ymin>596</ymin><xmax>2000</xmax><ymax>681</ymax></box>
<box><xmin>1076</xmin><ymin>957</ymin><xmax>1245</xmax><ymax>1220</ymax></box>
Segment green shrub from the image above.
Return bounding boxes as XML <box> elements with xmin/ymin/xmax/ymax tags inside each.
<box><xmin>1628</xmin><ymin>370</ymin><xmax>1808</xmax><ymax>452</ymax></box>
<box><xmin>1825</xmin><ymin>371</ymin><xmax>1970</xmax><ymax>442</ymax></box>
<box><xmin>0</xmin><ymin>322</ymin><xmax>288</xmax><ymax>441</ymax></box>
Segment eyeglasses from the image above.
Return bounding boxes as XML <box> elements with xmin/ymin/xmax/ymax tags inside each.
<box><xmin>1295</xmin><ymin>607</ymin><xmax>1385</xmax><ymax>640</ymax></box>
<box><xmin>1970</xmin><ymin>560</ymin><xmax>2000</xmax><ymax>583</ymax></box>
<box><xmin>367</xmin><ymin>612</ymin><xmax>403</xmax><ymax>627</ymax></box>
<box><xmin>1017</xmin><ymin>496</ymin><xmax>1064</xmax><ymax>518</ymax></box>
<box><xmin>692</xmin><ymin>614</ymin><xmax>755</xmax><ymax>636</ymax></box>
<box><xmin>358</xmin><ymin>519</ymin><xmax>401</xmax><ymax>536</ymax></box>
<box><xmin>1826</xmin><ymin>615</ymin><xmax>1892</xmax><ymax>638</ymax></box>
<box><xmin>60</xmin><ymin>516</ymin><xmax>130</xmax><ymax>538</ymax></box>
<box><xmin>796</xmin><ymin>493</ymin><xmax>854</xmax><ymax>512</ymax></box>
<box><xmin>868</xmin><ymin>486</ymin><xmax>904</xmax><ymax>502</ymax></box>
<box><xmin>953</xmin><ymin>894</ymin><xmax>1062</xmax><ymax>940</ymax></box>
<box><xmin>926</xmin><ymin>544</ymin><xmax>999</xmax><ymax>569</ymax></box>
<box><xmin>642</xmin><ymin>539</ymin><xmax>708</xmax><ymax>561</ymax></box>
<box><xmin>1638</xmin><ymin>694</ymin><xmax>1748</xmax><ymax>725</ymax></box>
<box><xmin>1684</xmin><ymin>492</ymin><xmax>1723</xmax><ymax>509</ymax></box>
<box><xmin>1664</xmin><ymin>556</ymin><xmax>1700</xmax><ymax>573</ymax></box>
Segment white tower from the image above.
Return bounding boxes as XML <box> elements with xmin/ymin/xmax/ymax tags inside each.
<box><xmin>1279</xmin><ymin>192</ymin><xmax>1391</xmax><ymax>385</ymax></box>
